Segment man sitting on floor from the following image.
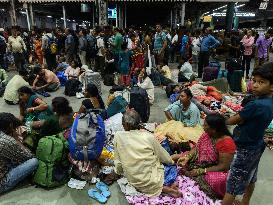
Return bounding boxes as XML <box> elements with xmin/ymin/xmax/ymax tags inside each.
<box><xmin>32</xmin><ymin>64</ymin><xmax>60</xmax><ymax>92</ymax></box>
<box><xmin>114</xmin><ymin>109</ymin><xmax>182</xmax><ymax>197</ymax></box>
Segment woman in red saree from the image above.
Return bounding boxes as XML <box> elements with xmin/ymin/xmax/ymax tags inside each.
<box><xmin>172</xmin><ymin>113</ymin><xmax>236</xmax><ymax>199</ymax></box>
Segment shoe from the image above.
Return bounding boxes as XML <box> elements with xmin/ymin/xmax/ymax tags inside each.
<box><xmin>36</xmin><ymin>91</ymin><xmax>50</xmax><ymax>97</ymax></box>
<box><xmin>88</xmin><ymin>188</ymin><xmax>107</xmax><ymax>203</ymax></box>
<box><xmin>76</xmin><ymin>92</ymin><xmax>84</xmax><ymax>99</ymax></box>
<box><xmin>96</xmin><ymin>182</ymin><xmax>111</xmax><ymax>198</ymax></box>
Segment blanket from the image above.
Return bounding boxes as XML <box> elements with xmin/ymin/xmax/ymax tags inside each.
<box><xmin>154</xmin><ymin>120</ymin><xmax>203</xmax><ymax>143</ymax></box>
<box><xmin>120</xmin><ymin>176</ymin><xmax>222</xmax><ymax>205</ymax></box>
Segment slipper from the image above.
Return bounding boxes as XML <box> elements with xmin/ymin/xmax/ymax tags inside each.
<box><xmin>36</xmin><ymin>91</ymin><xmax>51</xmax><ymax>97</ymax></box>
<box><xmin>68</xmin><ymin>178</ymin><xmax>86</xmax><ymax>189</ymax></box>
<box><xmin>88</xmin><ymin>188</ymin><xmax>107</xmax><ymax>203</ymax></box>
<box><xmin>96</xmin><ymin>182</ymin><xmax>111</xmax><ymax>198</ymax></box>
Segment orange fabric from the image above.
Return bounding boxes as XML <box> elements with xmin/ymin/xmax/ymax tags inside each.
<box><xmin>208</xmin><ymin>91</ymin><xmax>222</xmax><ymax>101</ymax></box>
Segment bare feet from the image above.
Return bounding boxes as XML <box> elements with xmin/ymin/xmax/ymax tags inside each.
<box><xmin>162</xmin><ymin>186</ymin><xmax>183</xmax><ymax>198</ymax></box>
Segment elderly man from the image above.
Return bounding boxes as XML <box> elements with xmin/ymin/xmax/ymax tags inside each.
<box><xmin>8</xmin><ymin>28</ymin><xmax>26</xmax><ymax>71</ymax></box>
<box><xmin>114</xmin><ymin>110</ymin><xmax>182</xmax><ymax>197</ymax></box>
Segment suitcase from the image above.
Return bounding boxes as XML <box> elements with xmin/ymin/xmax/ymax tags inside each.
<box><xmin>129</xmin><ymin>86</ymin><xmax>150</xmax><ymax>123</ymax></box>
<box><xmin>227</xmin><ymin>70</ymin><xmax>243</xmax><ymax>92</ymax></box>
<box><xmin>209</xmin><ymin>61</ymin><xmax>221</xmax><ymax>70</ymax></box>
<box><xmin>202</xmin><ymin>67</ymin><xmax>219</xmax><ymax>82</ymax></box>
<box><xmin>103</xmin><ymin>74</ymin><xmax>115</xmax><ymax>86</ymax></box>
<box><xmin>85</xmin><ymin>70</ymin><xmax>102</xmax><ymax>94</ymax></box>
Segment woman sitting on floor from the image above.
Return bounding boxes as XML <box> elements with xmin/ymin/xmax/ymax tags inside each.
<box><xmin>64</xmin><ymin>60</ymin><xmax>81</xmax><ymax>80</ymax></box>
<box><xmin>137</xmin><ymin>68</ymin><xmax>155</xmax><ymax>105</ymax></box>
<box><xmin>0</xmin><ymin>112</ymin><xmax>38</xmax><ymax>194</ymax></box>
<box><xmin>164</xmin><ymin>89</ymin><xmax>200</xmax><ymax>127</ymax></box>
<box><xmin>39</xmin><ymin>97</ymin><xmax>74</xmax><ymax>136</ymax></box>
<box><xmin>114</xmin><ymin>109</ymin><xmax>182</xmax><ymax>198</ymax></box>
<box><xmin>18</xmin><ymin>86</ymin><xmax>52</xmax><ymax>128</ymax></box>
<box><xmin>172</xmin><ymin>113</ymin><xmax>236</xmax><ymax>199</ymax></box>
<box><xmin>78</xmin><ymin>83</ymin><xmax>105</xmax><ymax>115</ymax></box>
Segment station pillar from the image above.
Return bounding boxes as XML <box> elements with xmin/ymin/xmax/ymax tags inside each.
<box><xmin>225</xmin><ymin>2</ymin><xmax>235</xmax><ymax>32</ymax></box>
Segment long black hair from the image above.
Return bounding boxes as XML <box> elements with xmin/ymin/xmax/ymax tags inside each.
<box><xmin>18</xmin><ymin>86</ymin><xmax>35</xmax><ymax>96</ymax></box>
<box><xmin>52</xmin><ymin>97</ymin><xmax>73</xmax><ymax>116</ymax></box>
<box><xmin>205</xmin><ymin>114</ymin><xmax>231</xmax><ymax>137</ymax></box>
<box><xmin>86</xmin><ymin>83</ymin><xmax>105</xmax><ymax>109</ymax></box>
<box><xmin>0</xmin><ymin>112</ymin><xmax>21</xmax><ymax>135</ymax></box>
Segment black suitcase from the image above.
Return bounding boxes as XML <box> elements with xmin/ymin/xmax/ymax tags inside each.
<box><xmin>129</xmin><ymin>86</ymin><xmax>150</xmax><ymax>123</ymax></box>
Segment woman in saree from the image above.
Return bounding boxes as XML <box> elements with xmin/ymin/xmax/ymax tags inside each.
<box><xmin>172</xmin><ymin>113</ymin><xmax>236</xmax><ymax>199</ymax></box>
<box><xmin>34</xmin><ymin>35</ymin><xmax>43</xmax><ymax>65</ymax></box>
<box><xmin>18</xmin><ymin>86</ymin><xmax>52</xmax><ymax>129</ymax></box>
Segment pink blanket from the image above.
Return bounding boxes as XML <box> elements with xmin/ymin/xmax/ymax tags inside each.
<box><xmin>125</xmin><ymin>176</ymin><xmax>222</xmax><ymax>205</ymax></box>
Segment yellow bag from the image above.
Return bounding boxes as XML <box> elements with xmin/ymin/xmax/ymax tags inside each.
<box><xmin>241</xmin><ymin>77</ymin><xmax>247</xmax><ymax>93</ymax></box>
<box><xmin>154</xmin><ymin>120</ymin><xmax>203</xmax><ymax>143</ymax></box>
<box><xmin>98</xmin><ymin>147</ymin><xmax>114</xmax><ymax>166</ymax></box>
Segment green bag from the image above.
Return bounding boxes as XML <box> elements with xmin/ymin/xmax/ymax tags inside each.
<box><xmin>36</xmin><ymin>135</ymin><xmax>67</xmax><ymax>163</ymax></box>
<box><xmin>34</xmin><ymin>134</ymin><xmax>70</xmax><ymax>188</ymax></box>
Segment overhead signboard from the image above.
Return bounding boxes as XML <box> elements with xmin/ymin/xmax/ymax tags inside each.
<box><xmin>259</xmin><ymin>2</ymin><xmax>268</xmax><ymax>10</ymax></box>
<box><xmin>199</xmin><ymin>0</ymin><xmax>249</xmax><ymax>2</ymax></box>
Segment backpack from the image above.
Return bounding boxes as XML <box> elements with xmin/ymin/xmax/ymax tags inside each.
<box><xmin>64</xmin><ymin>79</ymin><xmax>82</xmax><ymax>96</ymax></box>
<box><xmin>69</xmin><ymin>112</ymin><xmax>105</xmax><ymax>161</ymax></box>
<box><xmin>0</xmin><ymin>36</ymin><xmax>7</xmax><ymax>54</ymax></box>
<box><xmin>87</xmin><ymin>35</ymin><xmax>99</xmax><ymax>58</ymax></box>
<box><xmin>202</xmin><ymin>67</ymin><xmax>219</xmax><ymax>82</ymax></box>
<box><xmin>33</xmin><ymin>134</ymin><xmax>70</xmax><ymax>188</ymax></box>
<box><xmin>46</xmin><ymin>35</ymin><xmax>57</xmax><ymax>55</ymax></box>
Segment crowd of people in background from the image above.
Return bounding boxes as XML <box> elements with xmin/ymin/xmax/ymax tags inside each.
<box><xmin>0</xmin><ymin>23</ymin><xmax>272</xmax><ymax>205</ymax></box>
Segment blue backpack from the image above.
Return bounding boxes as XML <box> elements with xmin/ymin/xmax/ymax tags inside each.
<box><xmin>69</xmin><ymin>112</ymin><xmax>105</xmax><ymax>161</ymax></box>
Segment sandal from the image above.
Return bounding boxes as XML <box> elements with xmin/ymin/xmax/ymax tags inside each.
<box><xmin>88</xmin><ymin>188</ymin><xmax>107</xmax><ymax>203</ymax></box>
<box><xmin>96</xmin><ymin>182</ymin><xmax>111</xmax><ymax>198</ymax></box>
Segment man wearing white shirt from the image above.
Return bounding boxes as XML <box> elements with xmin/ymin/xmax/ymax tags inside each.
<box><xmin>95</xmin><ymin>28</ymin><xmax>105</xmax><ymax>73</ymax></box>
<box><xmin>170</xmin><ymin>30</ymin><xmax>178</xmax><ymax>63</ymax></box>
<box><xmin>178</xmin><ymin>57</ymin><xmax>194</xmax><ymax>82</ymax></box>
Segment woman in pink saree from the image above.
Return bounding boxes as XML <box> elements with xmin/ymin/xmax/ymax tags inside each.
<box><xmin>172</xmin><ymin>114</ymin><xmax>236</xmax><ymax>199</ymax></box>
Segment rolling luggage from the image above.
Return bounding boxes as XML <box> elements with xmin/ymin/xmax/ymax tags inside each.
<box><xmin>85</xmin><ymin>70</ymin><xmax>102</xmax><ymax>94</ymax></box>
<box><xmin>202</xmin><ymin>66</ymin><xmax>219</xmax><ymax>82</ymax></box>
<box><xmin>129</xmin><ymin>86</ymin><xmax>150</xmax><ymax>123</ymax></box>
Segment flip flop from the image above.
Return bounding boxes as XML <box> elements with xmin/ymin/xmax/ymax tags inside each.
<box><xmin>36</xmin><ymin>91</ymin><xmax>51</xmax><ymax>97</ymax></box>
<box><xmin>88</xmin><ymin>188</ymin><xmax>107</xmax><ymax>203</ymax></box>
<box><xmin>96</xmin><ymin>182</ymin><xmax>111</xmax><ymax>198</ymax></box>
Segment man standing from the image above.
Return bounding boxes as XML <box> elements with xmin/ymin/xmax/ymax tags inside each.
<box><xmin>255</xmin><ymin>29</ymin><xmax>273</xmax><ymax>67</ymax></box>
<box><xmin>153</xmin><ymin>24</ymin><xmax>167</xmax><ymax>68</ymax></box>
<box><xmin>198</xmin><ymin>28</ymin><xmax>220</xmax><ymax>78</ymax></box>
<box><xmin>0</xmin><ymin>28</ymin><xmax>7</xmax><ymax>70</ymax></box>
<box><xmin>65</xmin><ymin>28</ymin><xmax>75</xmax><ymax>64</ymax></box>
<box><xmin>42</xmin><ymin>29</ymin><xmax>57</xmax><ymax>70</ymax></box>
<box><xmin>8</xmin><ymin>28</ymin><xmax>26</xmax><ymax>71</ymax></box>
<box><xmin>95</xmin><ymin>28</ymin><xmax>105</xmax><ymax>73</ymax></box>
<box><xmin>78</xmin><ymin>29</ymin><xmax>87</xmax><ymax>66</ymax></box>
<box><xmin>112</xmin><ymin>28</ymin><xmax>123</xmax><ymax>70</ymax></box>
